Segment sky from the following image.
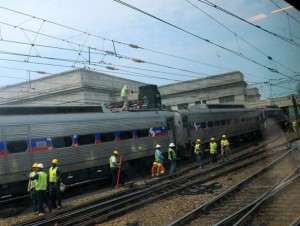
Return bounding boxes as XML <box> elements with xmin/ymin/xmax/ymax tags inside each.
<box><xmin>0</xmin><ymin>0</ymin><xmax>299</xmax><ymax>100</ymax></box>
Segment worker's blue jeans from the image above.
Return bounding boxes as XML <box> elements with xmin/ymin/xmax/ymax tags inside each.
<box><xmin>170</xmin><ymin>160</ymin><xmax>176</xmax><ymax>174</ymax></box>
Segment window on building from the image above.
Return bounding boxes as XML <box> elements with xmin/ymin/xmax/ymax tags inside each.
<box><xmin>177</xmin><ymin>103</ymin><xmax>188</xmax><ymax>110</ymax></box>
<box><xmin>78</xmin><ymin>134</ymin><xmax>95</xmax><ymax>145</ymax></box>
<box><xmin>207</xmin><ymin>121</ymin><xmax>213</xmax><ymax>128</ymax></box>
<box><xmin>195</xmin><ymin>101</ymin><xmax>201</xmax><ymax>105</ymax></box>
<box><xmin>7</xmin><ymin>140</ymin><xmax>28</xmax><ymax>153</ymax></box>
<box><xmin>219</xmin><ymin>95</ymin><xmax>235</xmax><ymax>103</ymax></box>
<box><xmin>202</xmin><ymin>100</ymin><xmax>207</xmax><ymax>104</ymax></box>
<box><xmin>52</xmin><ymin>136</ymin><xmax>73</xmax><ymax>148</ymax></box>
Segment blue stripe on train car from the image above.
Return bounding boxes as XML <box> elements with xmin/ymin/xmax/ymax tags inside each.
<box><xmin>31</xmin><ymin>138</ymin><xmax>52</xmax><ymax>151</ymax></box>
<box><xmin>189</xmin><ymin>122</ymin><xmax>201</xmax><ymax>131</ymax></box>
<box><xmin>115</xmin><ymin>131</ymin><xmax>121</xmax><ymax>141</ymax></box>
<box><xmin>0</xmin><ymin>141</ymin><xmax>5</xmax><ymax>155</ymax></box>
<box><xmin>73</xmin><ymin>135</ymin><xmax>78</xmax><ymax>147</ymax></box>
<box><xmin>149</xmin><ymin>127</ymin><xmax>168</xmax><ymax>137</ymax></box>
<box><xmin>133</xmin><ymin>130</ymin><xmax>138</xmax><ymax>139</ymax></box>
<box><xmin>95</xmin><ymin>133</ymin><xmax>101</xmax><ymax>144</ymax></box>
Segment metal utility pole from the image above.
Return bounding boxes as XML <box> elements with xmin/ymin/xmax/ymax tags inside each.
<box><xmin>291</xmin><ymin>94</ymin><xmax>299</xmax><ymax>120</ymax></box>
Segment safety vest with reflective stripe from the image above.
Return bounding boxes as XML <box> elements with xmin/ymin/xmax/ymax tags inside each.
<box><xmin>49</xmin><ymin>166</ymin><xmax>58</xmax><ymax>183</ymax></box>
<box><xmin>35</xmin><ymin>171</ymin><xmax>47</xmax><ymax>191</ymax></box>
<box><xmin>210</xmin><ymin>142</ymin><xmax>217</xmax><ymax>154</ymax></box>
<box><xmin>121</xmin><ymin>87</ymin><xmax>128</xmax><ymax>96</ymax></box>
<box><xmin>168</xmin><ymin>148</ymin><xmax>176</xmax><ymax>160</ymax></box>
<box><xmin>29</xmin><ymin>171</ymin><xmax>37</xmax><ymax>189</ymax></box>
<box><xmin>110</xmin><ymin>155</ymin><xmax>117</xmax><ymax>168</ymax></box>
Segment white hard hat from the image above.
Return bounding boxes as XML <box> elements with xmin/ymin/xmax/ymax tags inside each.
<box><xmin>169</xmin><ymin>143</ymin><xmax>175</xmax><ymax>147</ymax></box>
<box><xmin>156</xmin><ymin>144</ymin><xmax>161</xmax><ymax>148</ymax></box>
<box><xmin>37</xmin><ymin>163</ymin><xmax>44</xmax><ymax>169</ymax></box>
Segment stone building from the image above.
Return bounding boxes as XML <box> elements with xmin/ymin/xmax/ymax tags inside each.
<box><xmin>158</xmin><ymin>71</ymin><xmax>249</xmax><ymax>110</ymax></box>
<box><xmin>0</xmin><ymin>69</ymin><xmax>259</xmax><ymax>110</ymax></box>
<box><xmin>0</xmin><ymin>69</ymin><xmax>145</xmax><ymax>106</ymax></box>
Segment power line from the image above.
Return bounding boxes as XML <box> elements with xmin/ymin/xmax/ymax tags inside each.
<box><xmin>197</xmin><ymin>0</ymin><xmax>300</xmax><ymax>48</ymax></box>
<box><xmin>112</xmin><ymin>0</ymin><xmax>295</xmax><ymax>80</ymax></box>
<box><xmin>185</xmin><ymin>0</ymin><xmax>298</xmax><ymax>74</ymax></box>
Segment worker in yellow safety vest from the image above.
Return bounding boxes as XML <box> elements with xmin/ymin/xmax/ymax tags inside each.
<box><xmin>49</xmin><ymin>159</ymin><xmax>62</xmax><ymax>209</ymax></box>
<box><xmin>210</xmin><ymin>137</ymin><xmax>218</xmax><ymax>163</ymax></box>
<box><xmin>28</xmin><ymin>163</ymin><xmax>38</xmax><ymax>213</ymax></box>
<box><xmin>221</xmin><ymin>135</ymin><xmax>230</xmax><ymax>162</ymax></box>
<box><xmin>24</xmin><ymin>163</ymin><xmax>52</xmax><ymax>216</ymax></box>
<box><xmin>109</xmin><ymin>150</ymin><xmax>124</xmax><ymax>188</ymax></box>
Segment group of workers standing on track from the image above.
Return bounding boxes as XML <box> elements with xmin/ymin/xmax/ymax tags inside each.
<box><xmin>151</xmin><ymin>143</ymin><xmax>177</xmax><ymax>177</ymax></box>
<box><xmin>194</xmin><ymin>135</ymin><xmax>230</xmax><ymax>168</ymax></box>
<box><xmin>109</xmin><ymin>135</ymin><xmax>230</xmax><ymax>187</ymax></box>
<box><xmin>23</xmin><ymin>159</ymin><xmax>63</xmax><ymax>216</ymax></box>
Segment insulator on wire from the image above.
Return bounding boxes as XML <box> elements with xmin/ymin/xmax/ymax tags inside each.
<box><xmin>106</xmin><ymin>66</ymin><xmax>118</xmax><ymax>70</ymax></box>
<box><xmin>129</xmin><ymin>44</ymin><xmax>140</xmax><ymax>49</ymax></box>
<box><xmin>131</xmin><ymin>58</ymin><xmax>144</xmax><ymax>63</ymax></box>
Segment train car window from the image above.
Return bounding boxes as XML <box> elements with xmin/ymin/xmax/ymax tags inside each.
<box><xmin>226</xmin><ymin>119</ymin><xmax>231</xmax><ymax>125</ymax></box>
<box><xmin>120</xmin><ymin>130</ymin><xmax>133</xmax><ymax>140</ymax></box>
<box><xmin>137</xmin><ymin>129</ymin><xmax>149</xmax><ymax>138</ymax></box>
<box><xmin>7</xmin><ymin>140</ymin><xmax>28</xmax><ymax>153</ymax></box>
<box><xmin>200</xmin><ymin>122</ymin><xmax>207</xmax><ymax>128</ymax></box>
<box><xmin>52</xmin><ymin>136</ymin><xmax>73</xmax><ymax>148</ymax></box>
<box><xmin>78</xmin><ymin>134</ymin><xmax>95</xmax><ymax>145</ymax></box>
<box><xmin>221</xmin><ymin>120</ymin><xmax>226</xmax><ymax>125</ymax></box>
<box><xmin>214</xmin><ymin>121</ymin><xmax>220</xmax><ymax>126</ymax></box>
<box><xmin>207</xmin><ymin>121</ymin><xmax>213</xmax><ymax>128</ymax></box>
<box><xmin>101</xmin><ymin>132</ymin><xmax>115</xmax><ymax>142</ymax></box>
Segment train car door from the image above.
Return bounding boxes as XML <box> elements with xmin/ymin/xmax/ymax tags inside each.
<box><xmin>171</xmin><ymin>112</ymin><xmax>189</xmax><ymax>157</ymax></box>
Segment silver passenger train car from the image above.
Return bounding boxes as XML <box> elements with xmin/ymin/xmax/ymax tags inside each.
<box><xmin>0</xmin><ymin>107</ymin><xmax>286</xmax><ymax>199</ymax></box>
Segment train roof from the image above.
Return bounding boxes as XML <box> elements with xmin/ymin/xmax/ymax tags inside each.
<box><xmin>0</xmin><ymin>105</ymin><xmax>104</xmax><ymax>115</ymax></box>
<box><xmin>178</xmin><ymin>107</ymin><xmax>261</xmax><ymax>114</ymax></box>
<box><xmin>0</xmin><ymin>110</ymin><xmax>175</xmax><ymax>126</ymax></box>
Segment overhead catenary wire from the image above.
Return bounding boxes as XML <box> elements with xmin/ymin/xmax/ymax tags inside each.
<box><xmin>0</xmin><ymin>3</ymin><xmax>296</xmax><ymax>81</ymax></box>
<box><xmin>185</xmin><ymin>0</ymin><xmax>298</xmax><ymax>74</ymax></box>
<box><xmin>197</xmin><ymin>0</ymin><xmax>300</xmax><ymax>48</ymax></box>
<box><xmin>0</xmin><ymin>4</ymin><xmax>298</xmax><ymax>100</ymax></box>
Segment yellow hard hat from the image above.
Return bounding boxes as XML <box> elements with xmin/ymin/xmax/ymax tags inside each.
<box><xmin>196</xmin><ymin>139</ymin><xmax>201</xmax><ymax>143</ymax></box>
<box><xmin>52</xmin><ymin>159</ymin><xmax>58</xmax><ymax>164</ymax></box>
<box><xmin>32</xmin><ymin>163</ymin><xmax>38</xmax><ymax>168</ymax></box>
<box><xmin>113</xmin><ymin>150</ymin><xmax>119</xmax><ymax>155</ymax></box>
<box><xmin>211</xmin><ymin>137</ymin><xmax>215</xmax><ymax>141</ymax></box>
<box><xmin>153</xmin><ymin>162</ymin><xmax>158</xmax><ymax>166</ymax></box>
<box><xmin>222</xmin><ymin>135</ymin><xmax>226</xmax><ymax>138</ymax></box>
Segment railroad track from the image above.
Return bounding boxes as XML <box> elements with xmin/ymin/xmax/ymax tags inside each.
<box><xmin>167</xmin><ymin>143</ymin><xmax>299</xmax><ymax>226</ymax></box>
<box><xmin>238</xmin><ymin>170</ymin><xmax>300</xmax><ymax>226</ymax></box>
<box><xmin>13</xmin><ymin>141</ymin><xmax>292</xmax><ymax>226</ymax></box>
